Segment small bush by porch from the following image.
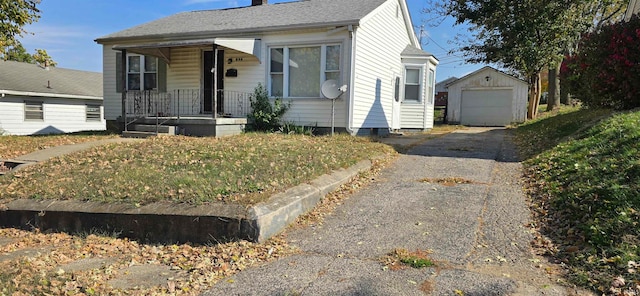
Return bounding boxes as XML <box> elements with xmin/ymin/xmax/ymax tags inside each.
<box><xmin>0</xmin><ymin>133</ymin><xmax>395</xmax><ymax>206</ymax></box>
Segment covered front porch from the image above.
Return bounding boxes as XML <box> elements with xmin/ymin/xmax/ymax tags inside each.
<box><xmin>115</xmin><ymin>37</ymin><xmax>262</xmax><ymax>136</ymax></box>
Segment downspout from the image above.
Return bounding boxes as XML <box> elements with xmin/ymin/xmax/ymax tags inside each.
<box><xmin>346</xmin><ymin>25</ymin><xmax>357</xmax><ymax>135</ymax></box>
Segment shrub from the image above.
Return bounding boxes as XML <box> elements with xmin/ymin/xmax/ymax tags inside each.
<box><xmin>248</xmin><ymin>83</ymin><xmax>290</xmax><ymax>132</ymax></box>
<box><xmin>561</xmin><ymin>15</ymin><xmax>640</xmax><ymax>109</ymax></box>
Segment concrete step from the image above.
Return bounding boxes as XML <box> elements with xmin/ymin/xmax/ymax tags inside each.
<box><xmin>133</xmin><ymin>124</ymin><xmax>177</xmax><ymax>135</ymax></box>
<box><xmin>121</xmin><ymin>131</ymin><xmax>157</xmax><ymax>138</ymax></box>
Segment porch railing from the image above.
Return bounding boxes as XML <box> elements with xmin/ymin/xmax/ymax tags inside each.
<box><xmin>124</xmin><ymin>89</ymin><xmax>252</xmax><ymax>120</ymax></box>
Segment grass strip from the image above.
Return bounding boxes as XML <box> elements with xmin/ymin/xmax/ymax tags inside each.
<box><xmin>516</xmin><ymin>107</ymin><xmax>640</xmax><ymax>293</ymax></box>
<box><xmin>0</xmin><ymin>133</ymin><xmax>395</xmax><ymax>205</ymax></box>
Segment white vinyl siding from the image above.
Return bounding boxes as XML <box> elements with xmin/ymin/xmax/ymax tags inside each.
<box><xmin>167</xmin><ymin>47</ymin><xmax>200</xmax><ymax>91</ymax></box>
<box><xmin>103</xmin><ymin>46</ymin><xmax>120</xmax><ymax>120</ymax></box>
<box><xmin>351</xmin><ymin>0</ymin><xmax>411</xmax><ymax>129</ymax></box>
<box><xmin>0</xmin><ymin>96</ymin><xmax>105</xmax><ymax>135</ymax></box>
<box><xmin>447</xmin><ymin>67</ymin><xmax>528</xmax><ymax>125</ymax></box>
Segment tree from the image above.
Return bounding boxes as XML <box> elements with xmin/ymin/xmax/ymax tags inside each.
<box><xmin>32</xmin><ymin>49</ymin><xmax>57</xmax><ymax>67</ymax></box>
<box><xmin>425</xmin><ymin>0</ymin><xmax>627</xmax><ymax>118</ymax></box>
<box><xmin>1</xmin><ymin>40</ymin><xmax>33</xmax><ymax>63</ymax></box>
<box><xmin>0</xmin><ymin>0</ymin><xmax>41</xmax><ymax>45</ymax></box>
<box><xmin>427</xmin><ymin>0</ymin><xmax>574</xmax><ymax>119</ymax></box>
<box><xmin>547</xmin><ymin>0</ymin><xmax>626</xmax><ymax>111</ymax></box>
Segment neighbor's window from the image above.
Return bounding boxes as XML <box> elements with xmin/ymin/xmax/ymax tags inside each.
<box><xmin>127</xmin><ymin>55</ymin><xmax>157</xmax><ymax>91</ymax></box>
<box><xmin>269</xmin><ymin>44</ymin><xmax>341</xmax><ymax>98</ymax></box>
<box><xmin>86</xmin><ymin>104</ymin><xmax>101</xmax><ymax>121</ymax></box>
<box><xmin>25</xmin><ymin>101</ymin><xmax>44</xmax><ymax>121</ymax></box>
<box><xmin>404</xmin><ymin>68</ymin><xmax>422</xmax><ymax>102</ymax></box>
<box><xmin>427</xmin><ymin>69</ymin><xmax>435</xmax><ymax>104</ymax></box>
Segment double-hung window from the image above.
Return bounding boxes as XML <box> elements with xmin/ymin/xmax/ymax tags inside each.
<box><xmin>127</xmin><ymin>55</ymin><xmax>157</xmax><ymax>91</ymax></box>
<box><xmin>269</xmin><ymin>44</ymin><xmax>341</xmax><ymax>98</ymax></box>
<box><xmin>404</xmin><ymin>67</ymin><xmax>422</xmax><ymax>102</ymax></box>
<box><xmin>25</xmin><ymin>101</ymin><xmax>44</xmax><ymax>121</ymax></box>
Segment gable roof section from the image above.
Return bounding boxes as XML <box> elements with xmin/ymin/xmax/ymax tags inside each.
<box><xmin>96</xmin><ymin>0</ymin><xmax>387</xmax><ymax>43</ymax></box>
<box><xmin>401</xmin><ymin>45</ymin><xmax>434</xmax><ymax>57</ymax></box>
<box><xmin>435</xmin><ymin>77</ymin><xmax>458</xmax><ymax>88</ymax></box>
<box><xmin>0</xmin><ymin>60</ymin><xmax>103</xmax><ymax>100</ymax></box>
<box><xmin>448</xmin><ymin>66</ymin><xmax>528</xmax><ymax>87</ymax></box>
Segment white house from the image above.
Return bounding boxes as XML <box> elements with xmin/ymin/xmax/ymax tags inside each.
<box><xmin>446</xmin><ymin>66</ymin><xmax>528</xmax><ymax>126</ymax></box>
<box><xmin>626</xmin><ymin>0</ymin><xmax>639</xmax><ymax>21</ymax></box>
<box><xmin>0</xmin><ymin>60</ymin><xmax>105</xmax><ymax>135</ymax></box>
<box><xmin>95</xmin><ymin>0</ymin><xmax>438</xmax><ymax>136</ymax></box>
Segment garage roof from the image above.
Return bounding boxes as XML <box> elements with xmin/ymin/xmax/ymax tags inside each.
<box><xmin>448</xmin><ymin>66</ymin><xmax>527</xmax><ymax>87</ymax></box>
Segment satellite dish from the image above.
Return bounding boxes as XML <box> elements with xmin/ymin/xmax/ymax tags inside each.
<box><xmin>321</xmin><ymin>80</ymin><xmax>343</xmax><ymax>99</ymax></box>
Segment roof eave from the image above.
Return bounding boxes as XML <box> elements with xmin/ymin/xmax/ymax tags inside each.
<box><xmin>96</xmin><ymin>20</ymin><xmax>361</xmax><ymax>44</ymax></box>
<box><xmin>0</xmin><ymin>89</ymin><xmax>103</xmax><ymax>101</ymax></box>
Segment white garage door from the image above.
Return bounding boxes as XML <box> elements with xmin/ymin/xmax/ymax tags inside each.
<box><xmin>460</xmin><ymin>89</ymin><xmax>513</xmax><ymax>126</ymax></box>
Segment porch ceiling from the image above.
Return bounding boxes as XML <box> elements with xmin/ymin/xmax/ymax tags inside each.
<box><xmin>113</xmin><ymin>38</ymin><xmax>261</xmax><ymax>64</ymax></box>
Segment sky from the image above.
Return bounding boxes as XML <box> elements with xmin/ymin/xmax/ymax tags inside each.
<box><xmin>18</xmin><ymin>0</ymin><xmax>483</xmax><ymax>82</ymax></box>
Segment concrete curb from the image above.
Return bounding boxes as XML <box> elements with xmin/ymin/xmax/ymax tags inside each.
<box><xmin>0</xmin><ymin>159</ymin><xmax>372</xmax><ymax>243</ymax></box>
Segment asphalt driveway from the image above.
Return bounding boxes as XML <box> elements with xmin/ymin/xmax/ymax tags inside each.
<box><xmin>205</xmin><ymin>128</ymin><xmax>591</xmax><ymax>296</ymax></box>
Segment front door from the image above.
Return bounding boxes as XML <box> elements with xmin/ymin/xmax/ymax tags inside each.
<box><xmin>203</xmin><ymin>50</ymin><xmax>225</xmax><ymax>114</ymax></box>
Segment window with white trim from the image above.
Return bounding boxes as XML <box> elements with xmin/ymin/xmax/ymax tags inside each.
<box><xmin>269</xmin><ymin>44</ymin><xmax>341</xmax><ymax>98</ymax></box>
<box><xmin>127</xmin><ymin>55</ymin><xmax>157</xmax><ymax>91</ymax></box>
<box><xmin>86</xmin><ymin>104</ymin><xmax>101</xmax><ymax>121</ymax></box>
<box><xmin>404</xmin><ymin>67</ymin><xmax>422</xmax><ymax>102</ymax></box>
<box><xmin>25</xmin><ymin>101</ymin><xmax>43</xmax><ymax>121</ymax></box>
<box><xmin>427</xmin><ymin>68</ymin><xmax>435</xmax><ymax>104</ymax></box>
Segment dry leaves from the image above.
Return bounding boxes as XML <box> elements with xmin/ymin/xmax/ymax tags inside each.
<box><xmin>0</xmin><ymin>228</ymin><xmax>298</xmax><ymax>295</ymax></box>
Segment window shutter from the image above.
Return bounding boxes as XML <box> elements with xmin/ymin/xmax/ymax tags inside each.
<box><xmin>116</xmin><ymin>52</ymin><xmax>123</xmax><ymax>93</ymax></box>
<box><xmin>157</xmin><ymin>59</ymin><xmax>167</xmax><ymax>92</ymax></box>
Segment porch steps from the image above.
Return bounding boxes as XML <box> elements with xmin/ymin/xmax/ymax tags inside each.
<box><xmin>133</xmin><ymin>124</ymin><xmax>177</xmax><ymax>135</ymax></box>
<box><xmin>121</xmin><ymin>124</ymin><xmax>178</xmax><ymax>138</ymax></box>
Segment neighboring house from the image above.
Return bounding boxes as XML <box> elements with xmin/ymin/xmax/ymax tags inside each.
<box><xmin>626</xmin><ymin>0</ymin><xmax>639</xmax><ymax>21</ymax></box>
<box><xmin>95</xmin><ymin>0</ymin><xmax>439</xmax><ymax>136</ymax></box>
<box><xmin>434</xmin><ymin>77</ymin><xmax>458</xmax><ymax>107</ymax></box>
<box><xmin>447</xmin><ymin>66</ymin><xmax>528</xmax><ymax>126</ymax></box>
<box><xmin>0</xmin><ymin>60</ymin><xmax>105</xmax><ymax>136</ymax></box>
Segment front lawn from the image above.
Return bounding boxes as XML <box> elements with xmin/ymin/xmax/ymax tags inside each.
<box><xmin>0</xmin><ymin>132</ymin><xmax>117</xmax><ymax>160</ymax></box>
<box><xmin>515</xmin><ymin>107</ymin><xmax>640</xmax><ymax>293</ymax></box>
<box><xmin>0</xmin><ymin>133</ymin><xmax>396</xmax><ymax>205</ymax></box>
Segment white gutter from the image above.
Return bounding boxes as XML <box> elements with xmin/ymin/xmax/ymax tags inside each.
<box><xmin>0</xmin><ymin>89</ymin><xmax>103</xmax><ymax>101</ymax></box>
<box><xmin>346</xmin><ymin>24</ymin><xmax>358</xmax><ymax>135</ymax></box>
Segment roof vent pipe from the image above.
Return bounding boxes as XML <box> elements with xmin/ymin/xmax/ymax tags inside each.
<box><xmin>251</xmin><ymin>0</ymin><xmax>267</xmax><ymax>6</ymax></box>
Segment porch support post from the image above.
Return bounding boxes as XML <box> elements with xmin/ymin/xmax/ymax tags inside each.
<box><xmin>121</xmin><ymin>49</ymin><xmax>128</xmax><ymax>131</ymax></box>
<box><xmin>212</xmin><ymin>44</ymin><xmax>218</xmax><ymax>119</ymax></box>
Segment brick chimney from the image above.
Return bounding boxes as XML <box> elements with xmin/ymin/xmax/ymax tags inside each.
<box><xmin>251</xmin><ymin>0</ymin><xmax>267</xmax><ymax>6</ymax></box>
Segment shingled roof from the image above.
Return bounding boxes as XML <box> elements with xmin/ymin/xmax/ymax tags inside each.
<box><xmin>96</xmin><ymin>0</ymin><xmax>388</xmax><ymax>42</ymax></box>
<box><xmin>0</xmin><ymin>60</ymin><xmax>103</xmax><ymax>99</ymax></box>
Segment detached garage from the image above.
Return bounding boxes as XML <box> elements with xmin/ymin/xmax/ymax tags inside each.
<box><xmin>447</xmin><ymin>66</ymin><xmax>528</xmax><ymax>126</ymax></box>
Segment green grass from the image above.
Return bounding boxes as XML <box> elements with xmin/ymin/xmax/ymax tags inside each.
<box><xmin>514</xmin><ymin>106</ymin><xmax>612</xmax><ymax>160</ymax></box>
<box><xmin>515</xmin><ymin>107</ymin><xmax>640</xmax><ymax>293</ymax></box>
<box><xmin>0</xmin><ymin>132</ymin><xmax>117</xmax><ymax>160</ymax></box>
<box><xmin>0</xmin><ymin>133</ymin><xmax>395</xmax><ymax>205</ymax></box>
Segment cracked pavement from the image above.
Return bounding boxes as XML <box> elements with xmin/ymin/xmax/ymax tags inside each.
<box><xmin>204</xmin><ymin>128</ymin><xmax>592</xmax><ymax>296</ymax></box>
